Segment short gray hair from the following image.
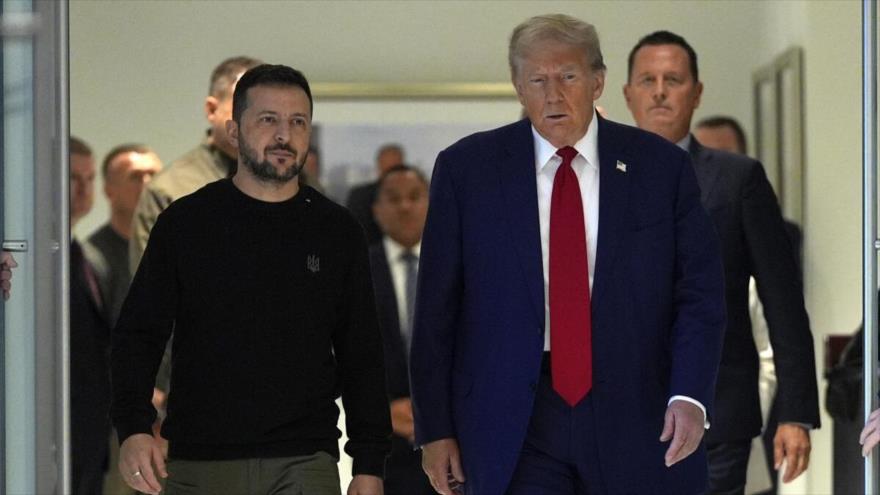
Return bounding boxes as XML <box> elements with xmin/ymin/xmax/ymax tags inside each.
<box><xmin>508</xmin><ymin>14</ymin><xmax>606</xmax><ymax>79</ymax></box>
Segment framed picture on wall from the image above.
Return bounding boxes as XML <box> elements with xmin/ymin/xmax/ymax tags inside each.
<box><xmin>754</xmin><ymin>65</ymin><xmax>780</xmax><ymax>192</ymax></box>
<box><xmin>777</xmin><ymin>48</ymin><xmax>805</xmax><ymax>225</ymax></box>
<box><xmin>309</xmin><ymin>82</ymin><xmax>521</xmax><ymax>204</ymax></box>
<box><xmin>753</xmin><ymin>47</ymin><xmax>805</xmax><ymax>226</ymax></box>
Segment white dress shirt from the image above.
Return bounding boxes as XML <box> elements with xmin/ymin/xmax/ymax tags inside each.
<box><xmin>382</xmin><ymin>237</ymin><xmax>421</xmax><ymax>336</ymax></box>
<box><xmin>676</xmin><ymin>134</ymin><xmax>692</xmax><ymax>152</ymax></box>
<box><xmin>534</xmin><ymin>116</ymin><xmax>599</xmax><ymax>352</ymax></box>
<box><xmin>532</xmin><ymin>110</ymin><xmax>708</xmax><ymax>427</ymax></box>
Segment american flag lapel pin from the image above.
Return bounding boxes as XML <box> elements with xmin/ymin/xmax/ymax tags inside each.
<box><xmin>616</xmin><ymin>160</ymin><xmax>627</xmax><ymax>173</ymax></box>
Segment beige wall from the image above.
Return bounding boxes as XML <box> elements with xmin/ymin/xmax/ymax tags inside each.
<box><xmin>70</xmin><ymin>0</ymin><xmax>765</xmax><ymax>236</ymax></box>
<box><xmin>70</xmin><ymin>1</ymin><xmax>864</xmax><ymax>493</ymax></box>
<box><xmin>754</xmin><ymin>1</ymin><xmax>863</xmax><ymax>494</ymax></box>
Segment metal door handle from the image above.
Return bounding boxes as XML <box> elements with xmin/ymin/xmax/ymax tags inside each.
<box><xmin>2</xmin><ymin>240</ymin><xmax>28</xmax><ymax>252</ymax></box>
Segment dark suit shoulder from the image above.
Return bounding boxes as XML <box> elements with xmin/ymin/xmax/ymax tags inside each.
<box><xmin>605</xmin><ymin>119</ymin><xmax>690</xmax><ymax>165</ymax></box>
<box><xmin>596</xmin><ymin>117</ymin><xmax>646</xmax><ymax>144</ymax></box>
<box><xmin>346</xmin><ymin>181</ymin><xmax>378</xmax><ymax>205</ymax></box>
<box><xmin>368</xmin><ymin>242</ymin><xmax>387</xmax><ymax>265</ymax></box>
<box><xmin>449</xmin><ymin>119</ymin><xmax>527</xmax><ymax>150</ymax></box>
<box><xmin>86</xmin><ymin>224</ymin><xmax>124</xmax><ymax>263</ymax></box>
<box><xmin>691</xmin><ymin>142</ymin><xmax>771</xmax><ymax>204</ymax></box>
<box><xmin>693</xmin><ymin>143</ymin><xmax>762</xmax><ymax>176</ymax></box>
<box><xmin>440</xmin><ymin>119</ymin><xmax>529</xmax><ymax>162</ymax></box>
<box><xmin>349</xmin><ymin>181</ymin><xmax>377</xmax><ymax>196</ymax></box>
<box><xmin>594</xmin><ymin>120</ymin><xmax>694</xmax><ymax>193</ymax></box>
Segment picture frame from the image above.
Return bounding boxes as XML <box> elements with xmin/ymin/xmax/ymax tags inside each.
<box><xmin>306</xmin><ymin>82</ymin><xmax>521</xmax><ymax>203</ymax></box>
<box><xmin>753</xmin><ymin>47</ymin><xmax>805</xmax><ymax>225</ymax></box>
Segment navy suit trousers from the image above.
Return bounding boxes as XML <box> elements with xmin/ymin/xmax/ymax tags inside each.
<box><xmin>506</xmin><ymin>355</ymin><xmax>606</xmax><ymax>495</ymax></box>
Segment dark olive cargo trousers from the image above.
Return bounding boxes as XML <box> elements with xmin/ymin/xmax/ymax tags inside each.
<box><xmin>163</xmin><ymin>452</ymin><xmax>341</xmax><ymax>495</ymax></box>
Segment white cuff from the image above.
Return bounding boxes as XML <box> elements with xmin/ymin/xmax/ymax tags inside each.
<box><xmin>668</xmin><ymin>395</ymin><xmax>710</xmax><ymax>429</ymax></box>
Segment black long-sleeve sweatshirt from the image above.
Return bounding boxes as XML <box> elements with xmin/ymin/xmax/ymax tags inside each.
<box><xmin>111</xmin><ymin>179</ymin><xmax>391</xmax><ymax>476</ymax></box>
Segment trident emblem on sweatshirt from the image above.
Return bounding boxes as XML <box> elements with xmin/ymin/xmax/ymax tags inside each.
<box><xmin>307</xmin><ymin>255</ymin><xmax>320</xmax><ymax>273</ymax></box>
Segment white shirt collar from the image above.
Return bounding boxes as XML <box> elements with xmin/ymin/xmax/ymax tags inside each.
<box><xmin>531</xmin><ymin>108</ymin><xmax>600</xmax><ymax>172</ymax></box>
<box><xmin>676</xmin><ymin>134</ymin><xmax>692</xmax><ymax>152</ymax></box>
<box><xmin>383</xmin><ymin>236</ymin><xmax>421</xmax><ymax>261</ymax></box>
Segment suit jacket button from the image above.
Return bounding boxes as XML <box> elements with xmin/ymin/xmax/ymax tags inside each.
<box><xmin>529</xmin><ymin>382</ymin><xmax>537</xmax><ymax>392</ymax></box>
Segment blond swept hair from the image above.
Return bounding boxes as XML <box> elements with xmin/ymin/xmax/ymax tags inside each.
<box><xmin>508</xmin><ymin>14</ymin><xmax>606</xmax><ymax>79</ymax></box>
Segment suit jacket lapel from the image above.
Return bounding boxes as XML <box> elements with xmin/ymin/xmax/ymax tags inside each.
<box><xmin>72</xmin><ymin>240</ymin><xmax>104</xmax><ymax>314</ymax></box>
<box><xmin>591</xmin><ymin>117</ymin><xmax>630</xmax><ymax>309</ymax></box>
<box><xmin>496</xmin><ymin>120</ymin><xmax>545</xmax><ymax>327</ymax></box>
<box><xmin>376</xmin><ymin>246</ymin><xmax>406</xmax><ymax>356</ymax></box>
<box><xmin>374</xmin><ymin>245</ymin><xmax>403</xmax><ymax>341</ymax></box>
<box><xmin>688</xmin><ymin>137</ymin><xmax>721</xmax><ymax>206</ymax></box>
<box><xmin>371</xmin><ymin>245</ymin><xmax>410</xmax><ymax>394</ymax></box>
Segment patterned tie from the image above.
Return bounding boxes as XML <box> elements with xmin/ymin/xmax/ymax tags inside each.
<box><xmin>401</xmin><ymin>250</ymin><xmax>418</xmax><ymax>357</ymax></box>
<box><xmin>549</xmin><ymin>146</ymin><xmax>592</xmax><ymax>406</ymax></box>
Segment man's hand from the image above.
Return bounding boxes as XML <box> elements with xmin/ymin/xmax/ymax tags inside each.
<box><xmin>347</xmin><ymin>474</ymin><xmax>383</xmax><ymax>495</ymax></box>
<box><xmin>0</xmin><ymin>252</ymin><xmax>18</xmax><ymax>300</ymax></box>
<box><xmin>774</xmin><ymin>423</ymin><xmax>811</xmax><ymax>483</ymax></box>
<box><xmin>149</xmin><ymin>417</ymin><xmax>168</xmax><ymax>460</ymax></box>
<box><xmin>660</xmin><ymin>400</ymin><xmax>705</xmax><ymax>467</ymax></box>
<box><xmin>119</xmin><ymin>433</ymin><xmax>167</xmax><ymax>494</ymax></box>
<box><xmin>422</xmin><ymin>438</ymin><xmax>466</xmax><ymax>495</ymax></box>
<box><xmin>390</xmin><ymin>398</ymin><xmax>415</xmax><ymax>442</ymax></box>
<box><xmin>862</xmin><ymin>408</ymin><xmax>880</xmax><ymax>456</ymax></box>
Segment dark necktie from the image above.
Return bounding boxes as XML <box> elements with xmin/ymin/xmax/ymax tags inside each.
<box><xmin>549</xmin><ymin>146</ymin><xmax>592</xmax><ymax>406</ymax></box>
<box><xmin>400</xmin><ymin>250</ymin><xmax>418</xmax><ymax>357</ymax></box>
<box><xmin>73</xmin><ymin>241</ymin><xmax>103</xmax><ymax>311</ymax></box>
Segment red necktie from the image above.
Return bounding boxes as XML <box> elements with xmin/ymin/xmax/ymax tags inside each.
<box><xmin>550</xmin><ymin>146</ymin><xmax>592</xmax><ymax>406</ymax></box>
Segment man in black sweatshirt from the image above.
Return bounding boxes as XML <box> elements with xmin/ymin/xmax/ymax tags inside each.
<box><xmin>111</xmin><ymin>64</ymin><xmax>391</xmax><ymax>495</ymax></box>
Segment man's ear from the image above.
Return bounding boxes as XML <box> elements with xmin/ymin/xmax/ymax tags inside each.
<box><xmin>623</xmin><ymin>83</ymin><xmax>633</xmax><ymax>110</ymax></box>
<box><xmin>693</xmin><ymin>81</ymin><xmax>704</xmax><ymax>110</ymax></box>
<box><xmin>591</xmin><ymin>72</ymin><xmax>605</xmax><ymax>101</ymax></box>
<box><xmin>205</xmin><ymin>96</ymin><xmax>219</xmax><ymax>121</ymax></box>
<box><xmin>226</xmin><ymin>120</ymin><xmax>239</xmax><ymax>150</ymax></box>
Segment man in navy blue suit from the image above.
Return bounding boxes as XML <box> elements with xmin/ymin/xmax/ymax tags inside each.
<box><xmin>409</xmin><ymin>14</ymin><xmax>726</xmax><ymax>495</ymax></box>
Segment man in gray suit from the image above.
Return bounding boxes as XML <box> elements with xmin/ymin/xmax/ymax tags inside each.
<box><xmin>624</xmin><ymin>31</ymin><xmax>820</xmax><ymax>494</ymax></box>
